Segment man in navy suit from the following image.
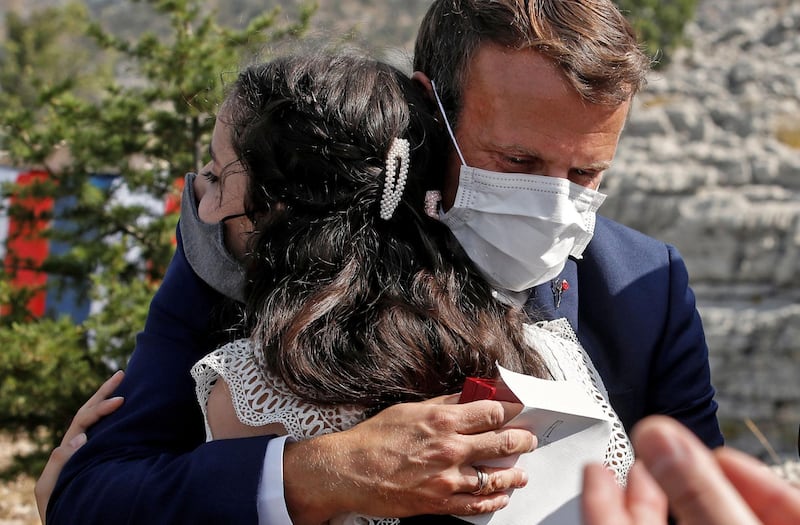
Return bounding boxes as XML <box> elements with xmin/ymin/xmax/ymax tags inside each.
<box><xmin>45</xmin><ymin>1</ymin><xmax>722</xmax><ymax>523</ymax></box>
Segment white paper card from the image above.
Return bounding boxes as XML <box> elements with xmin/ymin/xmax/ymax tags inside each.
<box><xmin>457</xmin><ymin>365</ymin><xmax>613</xmax><ymax>525</ymax></box>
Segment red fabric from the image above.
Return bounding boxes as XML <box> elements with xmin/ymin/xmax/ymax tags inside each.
<box><xmin>164</xmin><ymin>176</ymin><xmax>184</xmax><ymax>216</ymax></box>
<box><xmin>4</xmin><ymin>170</ymin><xmax>53</xmax><ymax>316</ymax></box>
<box><xmin>164</xmin><ymin>176</ymin><xmax>184</xmax><ymax>247</ymax></box>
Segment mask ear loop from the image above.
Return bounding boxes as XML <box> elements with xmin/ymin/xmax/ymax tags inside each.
<box><xmin>430</xmin><ymin>80</ymin><xmax>467</xmax><ymax>167</ymax></box>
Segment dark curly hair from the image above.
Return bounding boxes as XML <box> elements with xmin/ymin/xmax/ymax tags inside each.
<box><xmin>222</xmin><ymin>53</ymin><xmax>548</xmax><ymax>411</ymax></box>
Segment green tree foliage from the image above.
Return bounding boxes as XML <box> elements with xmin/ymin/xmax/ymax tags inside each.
<box><xmin>0</xmin><ymin>317</ymin><xmax>100</xmax><ymax>477</ymax></box>
<box><xmin>0</xmin><ymin>3</ymin><xmax>109</xmax><ymax>113</ymax></box>
<box><xmin>615</xmin><ymin>0</ymin><xmax>699</xmax><ymax>67</ymax></box>
<box><xmin>0</xmin><ymin>0</ymin><xmax>314</xmax><ymax>476</ymax></box>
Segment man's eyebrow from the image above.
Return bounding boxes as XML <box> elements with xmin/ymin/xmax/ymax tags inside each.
<box><xmin>500</xmin><ymin>144</ymin><xmax>542</xmax><ymax>158</ymax></box>
<box><xmin>500</xmin><ymin>144</ymin><xmax>612</xmax><ymax>171</ymax></box>
<box><xmin>581</xmin><ymin>160</ymin><xmax>612</xmax><ymax>172</ymax></box>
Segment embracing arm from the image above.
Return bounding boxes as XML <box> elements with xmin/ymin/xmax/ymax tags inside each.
<box><xmin>36</xmin><ymin>371</ymin><xmax>125</xmax><ymax>524</ymax></box>
<box><xmin>201</xmin><ymin>378</ymin><xmax>536</xmax><ymax>524</ymax></box>
<box><xmin>47</xmin><ymin>232</ymin><xmax>273</xmax><ymax>524</ymax></box>
<box><xmin>283</xmin><ymin>397</ymin><xmax>535</xmax><ymax>524</ymax></box>
<box><xmin>47</xmin><ymin>230</ymin><xmax>538</xmax><ymax>524</ymax></box>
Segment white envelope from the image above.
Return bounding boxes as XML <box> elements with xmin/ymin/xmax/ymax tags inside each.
<box><xmin>457</xmin><ymin>365</ymin><xmax>613</xmax><ymax>525</ymax></box>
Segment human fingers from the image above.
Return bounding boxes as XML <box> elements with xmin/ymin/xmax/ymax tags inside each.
<box><xmin>420</xmin><ymin>393</ymin><xmax>526</xmax><ymax>432</ymax></box>
<box><xmin>435</xmin><ymin>392</ymin><xmax>525</xmax><ymax>419</ymax></box>
<box><xmin>64</xmin><ymin>370</ymin><xmax>124</xmax><ymax>445</ymax></box>
<box><xmin>426</xmin><ymin>397</ymin><xmax>524</xmax><ymax>429</ymax></box>
<box><xmin>446</xmin><ymin>403</ymin><xmax>534</xmax><ymax>514</ymax></box>
<box><xmin>715</xmin><ymin>446</ymin><xmax>800</xmax><ymax>525</ymax></box>
<box><xmin>414</xmin><ymin>399</ymin><xmax>535</xmax><ymax>463</ymax></box>
<box><xmin>581</xmin><ymin>463</ymin><xmax>629</xmax><ymax>525</ymax></box>
<box><xmin>393</xmin><ymin>400</ymin><xmax>532</xmax><ymax>500</ymax></box>
<box><xmin>442</xmin><ymin>401</ymin><xmax>534</xmax><ymax>499</ymax></box>
<box><xmin>624</xmin><ymin>460</ymin><xmax>669</xmax><ymax>523</ymax></box>
<box><xmin>458</xmin><ymin>463</ymin><xmax>528</xmax><ymax>496</ymax></box>
<box><xmin>35</xmin><ymin>433</ymin><xmax>88</xmax><ymax>523</ymax></box>
<box><xmin>35</xmin><ymin>371</ymin><xmax>125</xmax><ymax>524</ymax></box>
<box><xmin>444</xmin><ymin>400</ymin><xmax>533</xmax><ymax>460</ymax></box>
<box><xmin>440</xmin><ymin>491</ymin><xmax>513</xmax><ymax>517</ymax></box>
<box><xmin>405</xmin><ymin>463</ymin><xmax>526</xmax><ymax>518</ymax></box>
<box><xmin>582</xmin><ymin>461</ymin><xmax>667</xmax><ymax>525</ymax></box>
<box><xmin>632</xmin><ymin>415</ymin><xmax>761</xmax><ymax>525</ymax></box>
<box><xmin>284</xmin><ymin>400</ymin><xmax>531</xmax><ymax>522</ymax></box>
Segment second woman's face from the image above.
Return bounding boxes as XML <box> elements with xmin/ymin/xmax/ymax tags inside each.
<box><xmin>194</xmin><ymin>115</ymin><xmax>251</xmax><ymax>259</ymax></box>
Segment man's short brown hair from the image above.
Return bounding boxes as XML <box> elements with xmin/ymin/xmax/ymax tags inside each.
<box><xmin>413</xmin><ymin>0</ymin><xmax>651</xmax><ymax>125</ymax></box>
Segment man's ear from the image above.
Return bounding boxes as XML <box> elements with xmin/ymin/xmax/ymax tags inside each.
<box><xmin>411</xmin><ymin>71</ymin><xmax>434</xmax><ymax>101</ymax></box>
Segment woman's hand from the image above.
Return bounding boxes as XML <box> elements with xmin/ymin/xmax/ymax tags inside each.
<box><xmin>582</xmin><ymin>415</ymin><xmax>800</xmax><ymax>525</ymax></box>
<box><xmin>283</xmin><ymin>394</ymin><xmax>536</xmax><ymax>524</ymax></box>
<box><xmin>35</xmin><ymin>370</ymin><xmax>125</xmax><ymax>524</ymax></box>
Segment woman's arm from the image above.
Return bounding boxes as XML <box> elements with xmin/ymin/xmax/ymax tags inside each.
<box><xmin>47</xmin><ymin>231</ymin><xmax>273</xmax><ymax>524</ymax></box>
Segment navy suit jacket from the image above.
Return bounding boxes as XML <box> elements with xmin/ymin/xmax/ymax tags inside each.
<box><xmin>525</xmin><ymin>216</ymin><xmax>722</xmax><ymax>446</ymax></box>
<box><xmin>48</xmin><ymin>218</ymin><xmax>722</xmax><ymax>524</ymax></box>
<box><xmin>49</xmin><ymin>231</ymin><xmax>271</xmax><ymax>523</ymax></box>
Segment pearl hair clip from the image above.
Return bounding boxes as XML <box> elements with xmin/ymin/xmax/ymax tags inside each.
<box><xmin>379</xmin><ymin>137</ymin><xmax>410</xmax><ymax>220</ymax></box>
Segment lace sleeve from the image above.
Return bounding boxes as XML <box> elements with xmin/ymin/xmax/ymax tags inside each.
<box><xmin>191</xmin><ymin>340</ymin><xmax>396</xmax><ymax>525</ymax></box>
<box><xmin>191</xmin><ymin>339</ymin><xmax>365</xmax><ymax>442</ymax></box>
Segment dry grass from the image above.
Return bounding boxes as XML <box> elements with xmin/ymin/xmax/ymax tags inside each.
<box><xmin>774</xmin><ymin>116</ymin><xmax>800</xmax><ymax>149</ymax></box>
<box><xmin>0</xmin><ymin>435</ymin><xmax>39</xmax><ymax>525</ymax></box>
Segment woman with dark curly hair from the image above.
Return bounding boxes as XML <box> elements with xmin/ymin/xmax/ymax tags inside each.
<box><xmin>188</xmin><ymin>53</ymin><xmax>631</xmax><ymax>524</ymax></box>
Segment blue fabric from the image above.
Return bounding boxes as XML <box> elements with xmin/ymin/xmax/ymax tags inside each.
<box><xmin>526</xmin><ymin>216</ymin><xmax>723</xmax><ymax>448</ymax></box>
<box><xmin>48</xmin><ymin>217</ymin><xmax>722</xmax><ymax>524</ymax></box>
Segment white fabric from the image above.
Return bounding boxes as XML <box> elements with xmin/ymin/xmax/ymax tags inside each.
<box><xmin>192</xmin><ymin>340</ymin><xmax>364</xmax><ymax>440</ymax></box>
<box><xmin>529</xmin><ymin>319</ymin><xmax>633</xmax><ymax>485</ymax></box>
<box><xmin>191</xmin><ymin>319</ymin><xmax>633</xmax><ymax>524</ymax></box>
<box><xmin>439</xmin><ymin>168</ymin><xmax>606</xmax><ymax>292</ymax></box>
<box><xmin>258</xmin><ymin>436</ymin><xmax>291</xmax><ymax>525</ymax></box>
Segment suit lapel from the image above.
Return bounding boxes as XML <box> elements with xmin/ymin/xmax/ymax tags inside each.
<box><xmin>524</xmin><ymin>259</ymin><xmax>579</xmax><ymax>331</ymax></box>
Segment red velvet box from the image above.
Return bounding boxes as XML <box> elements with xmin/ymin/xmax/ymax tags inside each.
<box><xmin>458</xmin><ymin>377</ymin><xmax>520</xmax><ymax>403</ymax></box>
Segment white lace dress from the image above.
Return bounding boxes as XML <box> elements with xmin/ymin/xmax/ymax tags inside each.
<box><xmin>191</xmin><ymin>318</ymin><xmax>633</xmax><ymax>525</ymax></box>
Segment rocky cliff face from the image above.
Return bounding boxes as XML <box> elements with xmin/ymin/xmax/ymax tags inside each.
<box><xmin>606</xmin><ymin>0</ymin><xmax>800</xmax><ymax>457</ymax></box>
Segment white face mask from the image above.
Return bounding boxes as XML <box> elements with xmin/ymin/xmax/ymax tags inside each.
<box><xmin>431</xmin><ymin>81</ymin><xmax>607</xmax><ymax>292</ymax></box>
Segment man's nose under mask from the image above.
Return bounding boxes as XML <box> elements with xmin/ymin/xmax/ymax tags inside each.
<box><xmin>430</xmin><ymin>79</ymin><xmax>606</xmax><ymax>293</ymax></box>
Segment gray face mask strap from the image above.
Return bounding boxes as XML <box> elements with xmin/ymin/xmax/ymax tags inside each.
<box><xmin>430</xmin><ymin>80</ymin><xmax>467</xmax><ymax>167</ymax></box>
